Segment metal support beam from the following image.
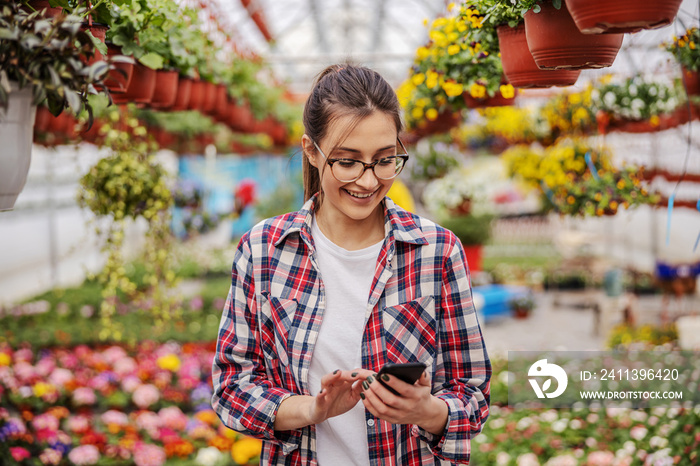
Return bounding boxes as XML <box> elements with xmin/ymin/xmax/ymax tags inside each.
<box><xmin>309</xmin><ymin>0</ymin><xmax>331</xmax><ymax>54</ymax></box>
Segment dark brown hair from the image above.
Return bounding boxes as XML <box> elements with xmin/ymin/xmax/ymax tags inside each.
<box><xmin>302</xmin><ymin>63</ymin><xmax>403</xmax><ymax>202</ymax></box>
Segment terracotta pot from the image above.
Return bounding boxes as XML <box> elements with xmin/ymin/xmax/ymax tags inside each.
<box><xmin>213</xmin><ymin>85</ymin><xmax>230</xmax><ymax>122</ymax></box>
<box><xmin>111</xmin><ymin>63</ymin><xmax>157</xmax><ymax>106</ymax></box>
<box><xmin>567</xmin><ymin>0</ymin><xmax>682</xmax><ymax>34</ymax></box>
<box><xmin>33</xmin><ymin>106</ymin><xmax>52</xmax><ymax>133</ymax></box>
<box><xmin>524</xmin><ymin>2</ymin><xmax>623</xmax><ymax>70</ymax></box>
<box><xmin>104</xmin><ymin>44</ymin><xmax>134</xmax><ymax>93</ymax></box>
<box><xmin>79</xmin><ymin>118</ymin><xmax>104</xmax><ymax>145</ymax></box>
<box><xmin>151</xmin><ymin>127</ymin><xmax>176</xmax><ymax>149</ymax></box>
<box><xmin>81</xmin><ymin>23</ymin><xmax>108</xmax><ymax>64</ymax></box>
<box><xmin>187</xmin><ymin>79</ymin><xmax>206</xmax><ymax>111</ymax></box>
<box><xmin>682</xmin><ymin>67</ymin><xmax>700</xmax><ymax>97</ymax></box>
<box><xmin>463</xmin><ymin>87</ymin><xmax>517</xmax><ymax>109</ymax></box>
<box><xmin>228</xmin><ymin>102</ymin><xmax>255</xmax><ymax>133</ymax></box>
<box><xmin>170</xmin><ymin>76</ymin><xmax>192</xmax><ymax>111</ymax></box>
<box><xmin>201</xmin><ymin>81</ymin><xmax>217</xmax><ymax>114</ymax></box>
<box><xmin>267</xmin><ymin>119</ymin><xmax>288</xmax><ymax>146</ymax></box>
<box><xmin>149</xmin><ymin>70</ymin><xmax>179</xmax><ymax>109</ymax></box>
<box><xmin>462</xmin><ymin>244</ymin><xmax>483</xmax><ymax>272</ymax></box>
<box><xmin>450</xmin><ymin>199</ymin><xmax>472</xmax><ymax>216</ymax></box>
<box><xmin>24</xmin><ymin>0</ymin><xmax>62</xmax><ymax>18</ymax></box>
<box><xmin>497</xmin><ymin>24</ymin><xmax>581</xmax><ymax>88</ymax></box>
<box><xmin>513</xmin><ymin>307</ymin><xmax>530</xmax><ymax>319</ymax></box>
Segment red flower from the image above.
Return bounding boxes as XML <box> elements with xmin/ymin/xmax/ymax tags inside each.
<box><xmin>235</xmin><ymin>179</ymin><xmax>257</xmax><ymax>208</ymax></box>
<box><xmin>10</xmin><ymin>447</ymin><xmax>31</xmax><ymax>461</ymax></box>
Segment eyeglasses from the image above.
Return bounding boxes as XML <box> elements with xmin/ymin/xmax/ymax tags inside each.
<box><xmin>312</xmin><ymin>138</ymin><xmax>410</xmax><ymax>183</ymax></box>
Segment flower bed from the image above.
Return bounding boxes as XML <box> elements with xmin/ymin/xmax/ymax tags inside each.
<box><xmin>0</xmin><ymin>341</ymin><xmax>262</xmax><ymax>465</ymax></box>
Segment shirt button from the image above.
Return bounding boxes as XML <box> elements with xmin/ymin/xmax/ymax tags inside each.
<box><xmin>367</xmin><ymin>419</ymin><xmax>375</xmax><ymax>427</ymax></box>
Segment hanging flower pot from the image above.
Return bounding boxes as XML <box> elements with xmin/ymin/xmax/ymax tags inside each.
<box><xmin>524</xmin><ymin>2</ymin><xmax>623</xmax><ymax>70</ymax></box>
<box><xmin>228</xmin><ymin>102</ymin><xmax>255</xmax><ymax>133</ymax></box>
<box><xmin>682</xmin><ymin>67</ymin><xmax>700</xmax><ymax>97</ymax></box>
<box><xmin>111</xmin><ymin>62</ymin><xmax>157</xmax><ymax>106</ymax></box>
<box><xmin>497</xmin><ymin>24</ymin><xmax>581</xmax><ymax>88</ymax></box>
<box><xmin>81</xmin><ymin>22</ymin><xmax>108</xmax><ymax>64</ymax></box>
<box><xmin>567</xmin><ymin>0</ymin><xmax>682</xmax><ymax>34</ymax></box>
<box><xmin>187</xmin><ymin>79</ymin><xmax>206</xmax><ymax>111</ymax></box>
<box><xmin>463</xmin><ymin>83</ymin><xmax>518</xmax><ymax>109</ymax></box>
<box><xmin>23</xmin><ymin>0</ymin><xmax>62</xmax><ymax>18</ymax></box>
<box><xmin>267</xmin><ymin>119</ymin><xmax>288</xmax><ymax>146</ymax></box>
<box><xmin>169</xmin><ymin>76</ymin><xmax>193</xmax><ymax>111</ymax></box>
<box><xmin>149</xmin><ymin>70</ymin><xmax>179</xmax><ymax>109</ymax></box>
<box><xmin>463</xmin><ymin>245</ymin><xmax>483</xmax><ymax>272</ymax></box>
<box><xmin>201</xmin><ymin>81</ymin><xmax>218</xmax><ymax>115</ymax></box>
<box><xmin>104</xmin><ymin>44</ymin><xmax>134</xmax><ymax>94</ymax></box>
<box><xmin>212</xmin><ymin>85</ymin><xmax>230</xmax><ymax>122</ymax></box>
<box><xmin>33</xmin><ymin>105</ymin><xmax>52</xmax><ymax>134</ymax></box>
<box><xmin>0</xmin><ymin>83</ymin><xmax>36</xmax><ymax>211</ymax></box>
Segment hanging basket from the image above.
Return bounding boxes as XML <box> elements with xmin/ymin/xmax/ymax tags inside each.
<box><xmin>23</xmin><ymin>0</ymin><xmax>62</xmax><ymax>18</ymax></box>
<box><xmin>149</xmin><ymin>70</ymin><xmax>179</xmax><ymax>109</ymax></box>
<box><xmin>169</xmin><ymin>76</ymin><xmax>192</xmax><ymax>111</ymax></box>
<box><xmin>0</xmin><ymin>83</ymin><xmax>36</xmax><ymax>211</ymax></box>
<box><xmin>463</xmin><ymin>87</ymin><xmax>517</xmax><ymax>109</ymax></box>
<box><xmin>567</xmin><ymin>0</ymin><xmax>682</xmax><ymax>34</ymax></box>
<box><xmin>104</xmin><ymin>44</ymin><xmax>134</xmax><ymax>93</ymax></box>
<box><xmin>186</xmin><ymin>79</ymin><xmax>206</xmax><ymax>111</ymax></box>
<box><xmin>463</xmin><ymin>244</ymin><xmax>483</xmax><ymax>272</ymax></box>
<box><xmin>81</xmin><ymin>22</ymin><xmax>108</xmax><ymax>64</ymax></box>
<box><xmin>497</xmin><ymin>24</ymin><xmax>581</xmax><ymax>88</ymax></box>
<box><xmin>228</xmin><ymin>102</ymin><xmax>255</xmax><ymax>133</ymax></box>
<box><xmin>682</xmin><ymin>67</ymin><xmax>700</xmax><ymax>97</ymax></box>
<box><xmin>200</xmin><ymin>81</ymin><xmax>217</xmax><ymax>115</ymax></box>
<box><xmin>212</xmin><ymin>85</ymin><xmax>230</xmax><ymax>122</ymax></box>
<box><xmin>111</xmin><ymin>62</ymin><xmax>157</xmax><ymax>106</ymax></box>
<box><xmin>524</xmin><ymin>2</ymin><xmax>623</xmax><ymax>70</ymax></box>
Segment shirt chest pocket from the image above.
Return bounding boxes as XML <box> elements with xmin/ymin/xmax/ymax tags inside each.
<box><xmin>259</xmin><ymin>294</ymin><xmax>299</xmax><ymax>369</ymax></box>
<box><xmin>382</xmin><ymin>295</ymin><xmax>437</xmax><ymax>368</ymax></box>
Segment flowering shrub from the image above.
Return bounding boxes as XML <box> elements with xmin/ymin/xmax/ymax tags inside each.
<box><xmin>540</xmin><ymin>86</ymin><xmax>597</xmax><ymax>136</ymax></box>
<box><xmin>665</xmin><ymin>28</ymin><xmax>700</xmax><ymax>71</ymax></box>
<box><xmin>592</xmin><ymin>77</ymin><xmax>682</xmax><ymax>122</ymax></box>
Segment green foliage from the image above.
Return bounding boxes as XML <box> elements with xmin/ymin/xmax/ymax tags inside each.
<box><xmin>0</xmin><ymin>1</ymin><xmax>109</xmax><ymax>117</ymax></box>
<box><xmin>607</xmin><ymin>324</ymin><xmax>678</xmax><ymax>349</ymax></box>
<box><xmin>410</xmin><ymin>141</ymin><xmax>460</xmax><ymax>181</ymax></box>
<box><xmin>665</xmin><ymin>27</ymin><xmax>700</xmax><ymax>71</ymax></box>
<box><xmin>254</xmin><ymin>176</ymin><xmax>303</xmax><ymax>221</ymax></box>
<box><xmin>440</xmin><ymin>214</ymin><xmax>494</xmax><ymax>245</ymax></box>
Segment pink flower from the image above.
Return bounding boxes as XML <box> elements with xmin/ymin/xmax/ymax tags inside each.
<box><xmin>158</xmin><ymin>406</ymin><xmax>188</xmax><ymax>431</ymax></box>
<box><xmin>12</xmin><ymin>361</ymin><xmax>37</xmax><ymax>382</ymax></box>
<box><xmin>72</xmin><ymin>387</ymin><xmax>97</xmax><ymax>406</ymax></box>
<box><xmin>102</xmin><ymin>346</ymin><xmax>128</xmax><ymax>365</ymax></box>
<box><xmin>587</xmin><ymin>451</ymin><xmax>615</xmax><ymax>466</ymax></box>
<box><xmin>122</xmin><ymin>375</ymin><xmax>141</xmax><ymax>393</ymax></box>
<box><xmin>39</xmin><ymin>448</ymin><xmax>63</xmax><ymax>465</ymax></box>
<box><xmin>113</xmin><ymin>357</ymin><xmax>137</xmax><ymax>375</ymax></box>
<box><xmin>10</xmin><ymin>447</ymin><xmax>31</xmax><ymax>461</ymax></box>
<box><xmin>49</xmin><ymin>368</ymin><xmax>73</xmax><ymax>387</ymax></box>
<box><xmin>58</xmin><ymin>352</ymin><xmax>79</xmax><ymax>370</ymax></box>
<box><xmin>133</xmin><ymin>443</ymin><xmax>166</xmax><ymax>466</ymax></box>
<box><xmin>66</xmin><ymin>415</ymin><xmax>90</xmax><ymax>434</ymax></box>
<box><xmin>68</xmin><ymin>445</ymin><xmax>100</xmax><ymax>465</ymax></box>
<box><xmin>135</xmin><ymin>411</ymin><xmax>162</xmax><ymax>434</ymax></box>
<box><xmin>32</xmin><ymin>413</ymin><xmax>60</xmax><ymax>432</ymax></box>
<box><xmin>35</xmin><ymin>357</ymin><xmax>56</xmax><ymax>377</ymax></box>
<box><xmin>101</xmin><ymin>410</ymin><xmax>129</xmax><ymax>427</ymax></box>
<box><xmin>133</xmin><ymin>384</ymin><xmax>160</xmax><ymax>408</ymax></box>
<box><xmin>14</xmin><ymin>348</ymin><xmax>33</xmax><ymax>362</ymax></box>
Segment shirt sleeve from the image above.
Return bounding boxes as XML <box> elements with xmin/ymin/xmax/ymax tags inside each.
<box><xmin>211</xmin><ymin>233</ymin><xmax>303</xmax><ymax>455</ymax></box>
<box><xmin>412</xmin><ymin>236</ymin><xmax>491</xmax><ymax>464</ymax></box>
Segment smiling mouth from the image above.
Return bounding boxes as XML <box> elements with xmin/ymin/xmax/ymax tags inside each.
<box><xmin>344</xmin><ymin>189</ymin><xmax>377</xmax><ymax>199</ymax></box>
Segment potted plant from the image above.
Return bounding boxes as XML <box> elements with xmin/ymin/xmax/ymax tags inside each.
<box><xmin>0</xmin><ymin>2</ymin><xmax>109</xmax><ymax>210</ymax></box>
<box><xmin>566</xmin><ymin>0</ymin><xmax>682</xmax><ymax>35</ymax></box>
<box><xmin>510</xmin><ymin>294</ymin><xmax>535</xmax><ymax>319</ymax></box>
<box><xmin>518</xmin><ymin>0</ymin><xmax>624</xmax><ymax>70</ymax></box>
<box><xmin>666</xmin><ymin>28</ymin><xmax>700</xmax><ymax>97</ymax></box>
<box><xmin>438</xmin><ymin>214</ymin><xmax>494</xmax><ymax>272</ymax></box>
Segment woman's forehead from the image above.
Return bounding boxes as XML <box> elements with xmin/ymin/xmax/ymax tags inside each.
<box><xmin>323</xmin><ymin>112</ymin><xmax>398</xmax><ymax>149</ymax></box>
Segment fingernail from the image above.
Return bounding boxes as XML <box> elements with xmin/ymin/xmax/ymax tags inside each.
<box><xmin>366</xmin><ymin>376</ymin><xmax>374</xmax><ymax>384</ymax></box>
<box><xmin>362</xmin><ymin>380</ymin><xmax>369</xmax><ymax>390</ymax></box>
<box><xmin>360</xmin><ymin>392</ymin><xmax>365</xmax><ymax>400</ymax></box>
<box><xmin>373</xmin><ymin>373</ymin><xmax>379</xmax><ymax>377</ymax></box>
<box><xmin>381</xmin><ymin>373</ymin><xmax>390</xmax><ymax>382</ymax></box>
<box><xmin>333</xmin><ymin>369</ymin><xmax>339</xmax><ymax>374</ymax></box>
<box><xmin>351</xmin><ymin>372</ymin><xmax>358</xmax><ymax>377</ymax></box>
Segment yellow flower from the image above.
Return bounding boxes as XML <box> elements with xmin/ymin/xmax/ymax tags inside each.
<box><xmin>231</xmin><ymin>437</ymin><xmax>263</xmax><ymax>464</ymax></box>
<box><xmin>423</xmin><ymin>18</ymin><xmax>428</xmax><ymax>27</ymax></box>
<box><xmin>425</xmin><ymin>70</ymin><xmax>439</xmax><ymax>89</ymax></box>
<box><xmin>411</xmin><ymin>73</ymin><xmax>426</xmax><ymax>86</ymax></box>
<box><xmin>610</xmin><ymin>201</ymin><xmax>619</xmax><ymax>210</ymax></box>
<box><xmin>157</xmin><ymin>353</ymin><xmax>181</xmax><ymax>372</ymax></box>
<box><xmin>568</xmin><ymin>93</ymin><xmax>582</xmax><ymax>105</ymax></box>
<box><xmin>650</xmin><ymin>115</ymin><xmax>660</xmax><ymax>126</ymax></box>
<box><xmin>387</xmin><ymin>179</ymin><xmax>416</xmax><ymax>212</ymax></box>
<box><xmin>447</xmin><ymin>44</ymin><xmax>460</xmax><ymax>56</ymax></box>
<box><xmin>691</xmin><ymin>42</ymin><xmax>697</xmax><ymax>50</ymax></box>
<box><xmin>416</xmin><ymin>46</ymin><xmax>430</xmax><ymax>61</ymax></box>
<box><xmin>33</xmin><ymin>382</ymin><xmax>55</xmax><ymax>398</ymax></box>
<box><xmin>617</xmin><ymin>180</ymin><xmax>626</xmax><ymax>190</ymax></box>
<box><xmin>469</xmin><ymin>83</ymin><xmax>487</xmax><ymax>99</ymax></box>
<box><xmin>447</xmin><ymin>2</ymin><xmax>455</xmax><ymax>11</ymax></box>
<box><xmin>443</xmin><ymin>81</ymin><xmax>464</xmax><ymax>97</ymax></box>
<box><xmin>499</xmin><ymin>84</ymin><xmax>515</xmax><ymax>99</ymax></box>
<box><xmin>411</xmin><ymin>107</ymin><xmax>424</xmax><ymax>120</ymax></box>
<box><xmin>426</xmin><ymin>108</ymin><xmax>439</xmax><ymax>121</ymax></box>
<box><xmin>456</xmin><ymin>21</ymin><xmax>467</xmax><ymax>33</ymax></box>
<box><xmin>0</xmin><ymin>353</ymin><xmax>10</xmax><ymax>366</ymax></box>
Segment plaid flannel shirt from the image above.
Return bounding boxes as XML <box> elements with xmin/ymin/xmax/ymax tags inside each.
<box><xmin>212</xmin><ymin>195</ymin><xmax>491</xmax><ymax>465</ymax></box>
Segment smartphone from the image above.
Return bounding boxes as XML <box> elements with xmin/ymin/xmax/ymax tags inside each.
<box><xmin>377</xmin><ymin>362</ymin><xmax>427</xmax><ymax>396</ymax></box>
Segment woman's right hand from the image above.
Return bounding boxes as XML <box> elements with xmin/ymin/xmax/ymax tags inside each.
<box><xmin>308</xmin><ymin>370</ymin><xmax>363</xmax><ymax>424</ymax></box>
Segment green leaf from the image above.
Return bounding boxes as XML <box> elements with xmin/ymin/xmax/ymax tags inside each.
<box><xmin>138</xmin><ymin>52</ymin><xmax>164</xmax><ymax>70</ymax></box>
<box><xmin>64</xmin><ymin>86</ymin><xmax>81</xmax><ymax>114</ymax></box>
<box><xmin>47</xmin><ymin>65</ymin><xmax>62</xmax><ymax>88</ymax></box>
<box><xmin>533</xmin><ymin>4</ymin><xmax>541</xmax><ymax>13</ymax></box>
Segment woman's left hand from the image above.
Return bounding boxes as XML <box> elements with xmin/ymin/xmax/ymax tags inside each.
<box><xmin>354</xmin><ymin>368</ymin><xmax>448</xmax><ymax>435</ymax></box>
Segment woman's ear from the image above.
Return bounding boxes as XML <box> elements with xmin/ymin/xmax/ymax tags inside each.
<box><xmin>302</xmin><ymin>134</ymin><xmax>321</xmax><ymax>169</ymax></box>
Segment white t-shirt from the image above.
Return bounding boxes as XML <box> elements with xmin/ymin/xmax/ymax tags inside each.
<box><xmin>308</xmin><ymin>218</ymin><xmax>383</xmax><ymax>466</ymax></box>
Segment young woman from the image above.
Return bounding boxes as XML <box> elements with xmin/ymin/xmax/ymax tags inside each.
<box><xmin>212</xmin><ymin>64</ymin><xmax>491</xmax><ymax>465</ymax></box>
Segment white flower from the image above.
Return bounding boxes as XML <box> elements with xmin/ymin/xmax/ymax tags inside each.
<box><xmin>195</xmin><ymin>447</ymin><xmax>224</xmax><ymax>466</ymax></box>
<box><xmin>540</xmin><ymin>410</ymin><xmax>558</xmax><ymax>423</ymax></box>
<box><xmin>517</xmin><ymin>452</ymin><xmax>541</xmax><ymax>466</ymax></box>
<box><xmin>490</xmin><ymin>418</ymin><xmax>505</xmax><ymax>429</ymax></box>
<box><xmin>496</xmin><ymin>452</ymin><xmax>511</xmax><ymax>466</ymax></box>
<box><xmin>517</xmin><ymin>416</ymin><xmax>534</xmax><ymax>430</ymax></box>
<box><xmin>544</xmin><ymin>454</ymin><xmax>577</xmax><ymax>466</ymax></box>
<box><xmin>649</xmin><ymin>436</ymin><xmax>669</xmax><ymax>449</ymax></box>
<box><xmin>604</xmin><ymin>92</ymin><xmax>617</xmax><ymax>107</ymax></box>
<box><xmin>552</xmin><ymin>419</ymin><xmax>568</xmax><ymax>433</ymax></box>
<box><xmin>630</xmin><ymin>425</ymin><xmax>648</xmax><ymax>440</ymax></box>
<box><xmin>569</xmin><ymin>419</ymin><xmax>583</xmax><ymax>429</ymax></box>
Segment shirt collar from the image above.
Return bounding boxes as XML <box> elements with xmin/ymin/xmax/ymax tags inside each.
<box><xmin>274</xmin><ymin>194</ymin><xmax>429</xmax><ymax>248</ymax></box>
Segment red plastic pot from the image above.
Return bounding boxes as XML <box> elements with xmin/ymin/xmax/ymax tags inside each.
<box><xmin>81</xmin><ymin>23</ymin><xmax>108</xmax><ymax>64</ymax></box>
<box><xmin>567</xmin><ymin>0</ymin><xmax>682</xmax><ymax>34</ymax></box>
<box><xmin>524</xmin><ymin>2</ymin><xmax>623</xmax><ymax>70</ymax></box>
<box><xmin>682</xmin><ymin>67</ymin><xmax>700</xmax><ymax>97</ymax></box>
<box><xmin>213</xmin><ymin>85</ymin><xmax>230</xmax><ymax>122</ymax></box>
<box><xmin>149</xmin><ymin>70</ymin><xmax>179</xmax><ymax>109</ymax></box>
<box><xmin>228</xmin><ymin>103</ymin><xmax>255</xmax><ymax>133</ymax></box>
<box><xmin>201</xmin><ymin>81</ymin><xmax>217</xmax><ymax>115</ymax></box>
<box><xmin>187</xmin><ymin>79</ymin><xmax>206</xmax><ymax>111</ymax></box>
<box><xmin>111</xmin><ymin>63</ymin><xmax>157</xmax><ymax>106</ymax></box>
<box><xmin>24</xmin><ymin>0</ymin><xmax>62</xmax><ymax>17</ymax></box>
<box><xmin>463</xmin><ymin>86</ymin><xmax>518</xmax><ymax>109</ymax></box>
<box><xmin>497</xmin><ymin>24</ymin><xmax>581</xmax><ymax>88</ymax></box>
<box><xmin>170</xmin><ymin>76</ymin><xmax>192</xmax><ymax>111</ymax></box>
<box><xmin>104</xmin><ymin>44</ymin><xmax>134</xmax><ymax>93</ymax></box>
<box><xmin>463</xmin><ymin>245</ymin><xmax>483</xmax><ymax>272</ymax></box>
<box><xmin>33</xmin><ymin>106</ymin><xmax>52</xmax><ymax>133</ymax></box>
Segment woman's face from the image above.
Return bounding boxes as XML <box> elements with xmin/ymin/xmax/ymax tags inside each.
<box><xmin>306</xmin><ymin>111</ymin><xmax>399</xmax><ymax>225</ymax></box>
